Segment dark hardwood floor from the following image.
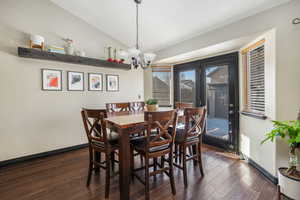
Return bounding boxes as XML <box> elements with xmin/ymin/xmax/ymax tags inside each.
<box><xmin>0</xmin><ymin>145</ymin><xmax>277</xmax><ymax>200</ymax></box>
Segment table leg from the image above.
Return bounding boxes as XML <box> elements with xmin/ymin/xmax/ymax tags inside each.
<box><xmin>118</xmin><ymin>127</ymin><xmax>130</xmax><ymax>200</ymax></box>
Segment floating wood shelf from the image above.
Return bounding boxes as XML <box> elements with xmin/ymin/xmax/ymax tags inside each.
<box><xmin>18</xmin><ymin>47</ymin><xmax>131</xmax><ymax>70</ymax></box>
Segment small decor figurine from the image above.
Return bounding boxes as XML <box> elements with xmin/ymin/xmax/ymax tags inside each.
<box><xmin>30</xmin><ymin>35</ymin><xmax>45</xmax><ymax>50</ymax></box>
<box><xmin>113</xmin><ymin>48</ymin><xmax>118</xmax><ymax>63</ymax></box>
<box><xmin>63</xmin><ymin>38</ymin><xmax>74</xmax><ymax>55</ymax></box>
<box><xmin>118</xmin><ymin>49</ymin><xmax>126</xmax><ymax>63</ymax></box>
<box><xmin>75</xmin><ymin>50</ymin><xmax>86</xmax><ymax>57</ymax></box>
<box><xmin>106</xmin><ymin>46</ymin><xmax>113</xmax><ymax>62</ymax></box>
<box><xmin>145</xmin><ymin>99</ymin><xmax>158</xmax><ymax>112</ymax></box>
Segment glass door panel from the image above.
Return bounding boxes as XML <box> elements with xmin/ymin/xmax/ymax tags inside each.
<box><xmin>205</xmin><ymin>65</ymin><xmax>229</xmax><ymax>141</ymax></box>
<box><xmin>179</xmin><ymin>70</ymin><xmax>196</xmax><ymax>104</ymax></box>
<box><xmin>173</xmin><ymin>52</ymin><xmax>239</xmax><ymax>152</ymax></box>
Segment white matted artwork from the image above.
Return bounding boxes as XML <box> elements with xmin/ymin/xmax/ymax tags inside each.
<box><xmin>88</xmin><ymin>73</ymin><xmax>103</xmax><ymax>91</ymax></box>
<box><xmin>41</xmin><ymin>69</ymin><xmax>62</xmax><ymax>91</ymax></box>
<box><xmin>106</xmin><ymin>74</ymin><xmax>119</xmax><ymax>91</ymax></box>
<box><xmin>67</xmin><ymin>71</ymin><xmax>84</xmax><ymax>91</ymax></box>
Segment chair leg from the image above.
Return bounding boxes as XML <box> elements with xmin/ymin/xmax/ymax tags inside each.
<box><xmin>197</xmin><ymin>142</ymin><xmax>204</xmax><ymax>176</ymax></box>
<box><xmin>86</xmin><ymin>158</ymin><xmax>93</xmax><ymax>187</ymax></box>
<box><xmin>161</xmin><ymin>155</ymin><xmax>165</xmax><ymax>168</ymax></box>
<box><xmin>277</xmin><ymin>185</ymin><xmax>281</xmax><ymax>200</ymax></box>
<box><xmin>130</xmin><ymin>147</ymin><xmax>135</xmax><ymax>182</ymax></box>
<box><xmin>169</xmin><ymin>152</ymin><xmax>176</xmax><ymax>195</ymax></box>
<box><xmin>189</xmin><ymin>145</ymin><xmax>196</xmax><ymax>165</ymax></box>
<box><xmin>94</xmin><ymin>151</ymin><xmax>101</xmax><ymax>174</ymax></box>
<box><xmin>175</xmin><ymin>144</ymin><xmax>178</xmax><ymax>163</ymax></box>
<box><xmin>145</xmin><ymin>156</ymin><xmax>150</xmax><ymax>200</ymax></box>
<box><xmin>188</xmin><ymin>146</ymin><xmax>193</xmax><ymax>156</ymax></box>
<box><xmin>105</xmin><ymin>153</ymin><xmax>111</xmax><ymax>199</ymax></box>
<box><xmin>140</xmin><ymin>154</ymin><xmax>144</xmax><ymax>165</ymax></box>
<box><xmin>111</xmin><ymin>151</ymin><xmax>115</xmax><ymax>172</ymax></box>
<box><xmin>179</xmin><ymin>145</ymin><xmax>182</xmax><ymax>164</ymax></box>
<box><xmin>182</xmin><ymin>146</ymin><xmax>188</xmax><ymax>187</ymax></box>
<box><xmin>153</xmin><ymin>158</ymin><xmax>157</xmax><ymax>181</ymax></box>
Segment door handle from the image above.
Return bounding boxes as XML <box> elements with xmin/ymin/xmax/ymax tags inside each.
<box><xmin>229</xmin><ymin>110</ymin><xmax>234</xmax><ymax>114</ymax></box>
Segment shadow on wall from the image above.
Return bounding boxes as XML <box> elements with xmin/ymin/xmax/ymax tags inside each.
<box><xmin>0</xmin><ymin>22</ymin><xmax>70</xmax><ymax>57</ymax></box>
<box><xmin>0</xmin><ymin>23</ymin><xmax>29</xmax><ymax>56</ymax></box>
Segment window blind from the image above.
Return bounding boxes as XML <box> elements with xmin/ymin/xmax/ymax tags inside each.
<box><xmin>152</xmin><ymin>67</ymin><xmax>171</xmax><ymax>106</ymax></box>
<box><xmin>247</xmin><ymin>45</ymin><xmax>265</xmax><ymax>113</ymax></box>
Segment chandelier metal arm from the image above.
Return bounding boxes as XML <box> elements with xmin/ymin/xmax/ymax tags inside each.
<box><xmin>136</xmin><ymin>2</ymin><xmax>139</xmax><ymax>50</ymax></box>
<box><xmin>120</xmin><ymin>0</ymin><xmax>155</xmax><ymax>69</ymax></box>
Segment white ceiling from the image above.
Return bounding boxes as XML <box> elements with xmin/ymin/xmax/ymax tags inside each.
<box><xmin>50</xmin><ymin>0</ymin><xmax>290</xmax><ymax>52</ymax></box>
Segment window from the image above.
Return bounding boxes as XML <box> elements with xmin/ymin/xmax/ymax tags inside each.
<box><xmin>179</xmin><ymin>70</ymin><xmax>196</xmax><ymax>104</ymax></box>
<box><xmin>242</xmin><ymin>39</ymin><xmax>266</xmax><ymax>117</ymax></box>
<box><xmin>152</xmin><ymin>66</ymin><xmax>171</xmax><ymax>106</ymax></box>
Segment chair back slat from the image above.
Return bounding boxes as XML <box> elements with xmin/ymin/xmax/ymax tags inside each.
<box><xmin>106</xmin><ymin>102</ymin><xmax>131</xmax><ymax>112</ymax></box>
<box><xmin>81</xmin><ymin>108</ymin><xmax>108</xmax><ymax>145</ymax></box>
<box><xmin>144</xmin><ymin>110</ymin><xmax>178</xmax><ymax>150</ymax></box>
<box><xmin>184</xmin><ymin>107</ymin><xmax>207</xmax><ymax>139</ymax></box>
<box><xmin>130</xmin><ymin>101</ymin><xmax>145</xmax><ymax>111</ymax></box>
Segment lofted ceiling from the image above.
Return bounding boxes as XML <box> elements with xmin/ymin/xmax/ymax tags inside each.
<box><xmin>155</xmin><ymin>35</ymin><xmax>259</xmax><ymax>64</ymax></box>
<box><xmin>50</xmin><ymin>0</ymin><xmax>290</xmax><ymax>52</ymax></box>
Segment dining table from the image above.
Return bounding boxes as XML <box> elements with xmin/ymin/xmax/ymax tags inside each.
<box><xmin>104</xmin><ymin>109</ymin><xmax>183</xmax><ymax>200</ymax></box>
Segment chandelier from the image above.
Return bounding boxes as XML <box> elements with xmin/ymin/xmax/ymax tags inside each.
<box><xmin>119</xmin><ymin>0</ymin><xmax>156</xmax><ymax>69</ymax></box>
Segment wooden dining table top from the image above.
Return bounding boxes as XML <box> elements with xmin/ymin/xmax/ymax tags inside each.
<box><xmin>105</xmin><ymin>109</ymin><xmax>184</xmax><ymax>129</ymax></box>
<box><xmin>106</xmin><ymin>111</ymin><xmax>145</xmax><ymax>128</ymax></box>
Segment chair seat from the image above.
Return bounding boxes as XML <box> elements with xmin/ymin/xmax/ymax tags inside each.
<box><xmin>175</xmin><ymin>128</ymin><xmax>199</xmax><ymax>144</ymax></box>
<box><xmin>131</xmin><ymin>136</ymin><xmax>170</xmax><ymax>153</ymax></box>
<box><xmin>92</xmin><ymin>130</ymin><xmax>119</xmax><ymax>147</ymax></box>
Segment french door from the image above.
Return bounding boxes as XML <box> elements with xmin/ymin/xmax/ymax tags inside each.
<box><xmin>174</xmin><ymin>53</ymin><xmax>239</xmax><ymax>152</ymax></box>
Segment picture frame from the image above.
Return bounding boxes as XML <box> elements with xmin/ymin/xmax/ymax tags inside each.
<box><xmin>88</xmin><ymin>73</ymin><xmax>103</xmax><ymax>91</ymax></box>
<box><xmin>41</xmin><ymin>69</ymin><xmax>62</xmax><ymax>91</ymax></box>
<box><xmin>67</xmin><ymin>71</ymin><xmax>84</xmax><ymax>91</ymax></box>
<box><xmin>106</xmin><ymin>74</ymin><xmax>119</xmax><ymax>92</ymax></box>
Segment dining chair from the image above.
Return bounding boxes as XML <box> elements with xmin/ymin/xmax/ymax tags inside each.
<box><xmin>130</xmin><ymin>101</ymin><xmax>145</xmax><ymax>111</ymax></box>
<box><xmin>175</xmin><ymin>101</ymin><xmax>195</xmax><ymax>159</ymax></box>
<box><xmin>106</xmin><ymin>102</ymin><xmax>131</xmax><ymax>112</ymax></box>
<box><xmin>173</xmin><ymin>107</ymin><xmax>206</xmax><ymax>187</ymax></box>
<box><xmin>130</xmin><ymin>110</ymin><xmax>178</xmax><ymax>200</ymax></box>
<box><xmin>81</xmin><ymin>108</ymin><xmax>119</xmax><ymax>199</ymax></box>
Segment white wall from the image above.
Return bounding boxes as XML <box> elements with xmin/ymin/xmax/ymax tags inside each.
<box><xmin>156</xmin><ymin>0</ymin><xmax>300</xmax><ymax>176</ymax></box>
<box><xmin>239</xmin><ymin>29</ymin><xmax>277</xmax><ymax>175</ymax></box>
<box><xmin>144</xmin><ymin>68</ymin><xmax>153</xmax><ymax>100</ymax></box>
<box><xmin>0</xmin><ymin>0</ymin><xmax>144</xmax><ymax>161</ymax></box>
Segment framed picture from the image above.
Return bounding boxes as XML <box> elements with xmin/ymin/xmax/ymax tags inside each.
<box><xmin>67</xmin><ymin>71</ymin><xmax>84</xmax><ymax>91</ymax></box>
<box><xmin>88</xmin><ymin>73</ymin><xmax>103</xmax><ymax>91</ymax></box>
<box><xmin>106</xmin><ymin>74</ymin><xmax>119</xmax><ymax>92</ymax></box>
<box><xmin>41</xmin><ymin>69</ymin><xmax>62</xmax><ymax>91</ymax></box>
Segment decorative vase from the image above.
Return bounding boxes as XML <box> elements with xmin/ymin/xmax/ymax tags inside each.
<box><xmin>65</xmin><ymin>45</ymin><xmax>74</xmax><ymax>55</ymax></box>
<box><xmin>63</xmin><ymin>38</ymin><xmax>74</xmax><ymax>55</ymax></box>
<box><xmin>146</xmin><ymin>104</ymin><xmax>158</xmax><ymax>112</ymax></box>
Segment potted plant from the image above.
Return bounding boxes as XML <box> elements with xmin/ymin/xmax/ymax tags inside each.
<box><xmin>145</xmin><ymin>99</ymin><xmax>158</xmax><ymax>112</ymax></box>
<box><xmin>261</xmin><ymin>117</ymin><xmax>300</xmax><ymax>199</ymax></box>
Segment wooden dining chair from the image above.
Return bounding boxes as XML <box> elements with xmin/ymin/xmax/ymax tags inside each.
<box><xmin>175</xmin><ymin>102</ymin><xmax>194</xmax><ymax>109</ymax></box>
<box><xmin>106</xmin><ymin>102</ymin><xmax>131</xmax><ymax>113</ymax></box>
<box><xmin>175</xmin><ymin>101</ymin><xmax>195</xmax><ymax>158</ymax></box>
<box><xmin>81</xmin><ymin>108</ymin><xmax>119</xmax><ymax>199</ymax></box>
<box><xmin>130</xmin><ymin>101</ymin><xmax>145</xmax><ymax>111</ymax></box>
<box><xmin>174</xmin><ymin>107</ymin><xmax>206</xmax><ymax>187</ymax></box>
<box><xmin>130</xmin><ymin>110</ymin><xmax>178</xmax><ymax>200</ymax></box>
